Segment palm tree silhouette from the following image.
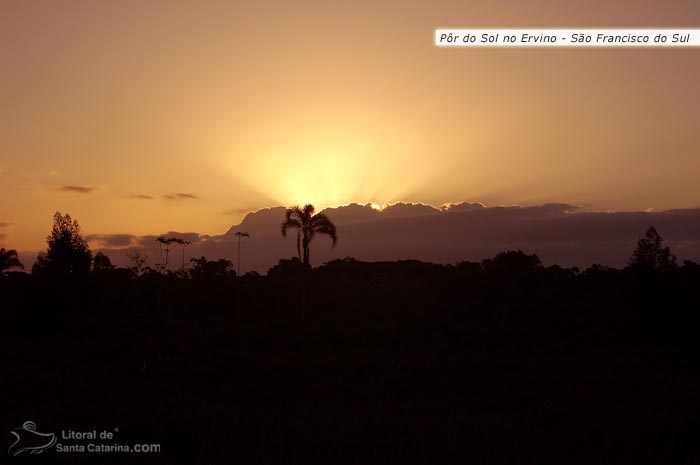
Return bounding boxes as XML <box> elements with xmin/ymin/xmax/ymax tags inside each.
<box><xmin>0</xmin><ymin>248</ymin><xmax>23</xmax><ymax>274</ymax></box>
<box><xmin>281</xmin><ymin>204</ymin><xmax>337</xmax><ymax>267</ymax></box>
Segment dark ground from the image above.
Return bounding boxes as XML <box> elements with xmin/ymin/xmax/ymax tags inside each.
<box><xmin>3</xmin><ymin>255</ymin><xmax>700</xmax><ymax>464</ymax></box>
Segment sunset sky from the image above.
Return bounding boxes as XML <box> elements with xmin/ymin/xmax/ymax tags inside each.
<box><xmin>2</xmin><ymin>0</ymin><xmax>700</xmax><ymax>253</ymax></box>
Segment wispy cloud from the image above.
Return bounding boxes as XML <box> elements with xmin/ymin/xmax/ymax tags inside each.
<box><xmin>0</xmin><ymin>222</ymin><xmax>12</xmax><ymax>241</ymax></box>
<box><xmin>164</xmin><ymin>193</ymin><xmax>198</xmax><ymax>200</ymax></box>
<box><xmin>127</xmin><ymin>194</ymin><xmax>155</xmax><ymax>200</ymax></box>
<box><xmin>59</xmin><ymin>185</ymin><xmax>95</xmax><ymax>194</ymax></box>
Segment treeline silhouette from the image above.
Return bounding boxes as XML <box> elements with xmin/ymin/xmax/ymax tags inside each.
<box><xmin>2</xmin><ymin>212</ymin><xmax>700</xmax><ymax>464</ymax></box>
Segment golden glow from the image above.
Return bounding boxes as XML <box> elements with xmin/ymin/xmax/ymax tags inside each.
<box><xmin>235</xmin><ymin>137</ymin><xmax>374</xmax><ymax>208</ymax></box>
<box><xmin>219</xmin><ymin>116</ymin><xmax>447</xmax><ymax>211</ymax></box>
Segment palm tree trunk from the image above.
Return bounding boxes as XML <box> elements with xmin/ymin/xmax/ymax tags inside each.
<box><xmin>301</xmin><ymin>236</ymin><xmax>310</xmax><ymax>323</ymax></box>
<box><xmin>302</xmin><ymin>237</ymin><xmax>310</xmax><ymax>268</ymax></box>
<box><xmin>301</xmin><ymin>266</ymin><xmax>308</xmax><ymax>324</ymax></box>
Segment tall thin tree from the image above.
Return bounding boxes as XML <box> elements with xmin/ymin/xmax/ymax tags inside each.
<box><xmin>234</xmin><ymin>232</ymin><xmax>250</xmax><ymax>276</ymax></box>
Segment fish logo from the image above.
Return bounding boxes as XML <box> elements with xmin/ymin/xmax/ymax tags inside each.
<box><xmin>8</xmin><ymin>421</ymin><xmax>56</xmax><ymax>456</ymax></box>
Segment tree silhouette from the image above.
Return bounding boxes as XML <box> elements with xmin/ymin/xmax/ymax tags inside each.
<box><xmin>629</xmin><ymin>226</ymin><xmax>677</xmax><ymax>272</ymax></box>
<box><xmin>32</xmin><ymin>212</ymin><xmax>92</xmax><ymax>276</ymax></box>
<box><xmin>0</xmin><ymin>247</ymin><xmax>23</xmax><ymax>274</ymax></box>
<box><xmin>189</xmin><ymin>256</ymin><xmax>235</xmax><ymax>279</ymax></box>
<box><xmin>280</xmin><ymin>204</ymin><xmax>337</xmax><ymax>267</ymax></box>
<box><xmin>93</xmin><ymin>251</ymin><xmax>114</xmax><ymax>272</ymax></box>
<box><xmin>482</xmin><ymin>250</ymin><xmax>542</xmax><ymax>274</ymax></box>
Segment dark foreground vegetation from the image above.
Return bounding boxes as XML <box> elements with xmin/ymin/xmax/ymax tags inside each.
<box><xmin>2</xmin><ymin>218</ymin><xmax>700</xmax><ymax>464</ymax></box>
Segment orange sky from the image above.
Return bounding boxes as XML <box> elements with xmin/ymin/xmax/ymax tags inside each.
<box><xmin>2</xmin><ymin>0</ymin><xmax>700</xmax><ymax>252</ymax></box>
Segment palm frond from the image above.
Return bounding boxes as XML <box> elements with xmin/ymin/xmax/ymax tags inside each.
<box><xmin>309</xmin><ymin>213</ymin><xmax>332</xmax><ymax>227</ymax></box>
<box><xmin>309</xmin><ymin>214</ymin><xmax>338</xmax><ymax>247</ymax></box>
<box><xmin>281</xmin><ymin>218</ymin><xmax>302</xmax><ymax>237</ymax></box>
<box><xmin>288</xmin><ymin>206</ymin><xmax>304</xmax><ymax>220</ymax></box>
<box><xmin>302</xmin><ymin>204</ymin><xmax>315</xmax><ymax>219</ymax></box>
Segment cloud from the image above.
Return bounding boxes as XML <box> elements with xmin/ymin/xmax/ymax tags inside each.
<box><xmin>441</xmin><ymin>202</ymin><xmax>485</xmax><ymax>212</ymax></box>
<box><xmin>164</xmin><ymin>193</ymin><xmax>198</xmax><ymax>200</ymax></box>
<box><xmin>380</xmin><ymin>202</ymin><xmax>440</xmax><ymax>218</ymax></box>
<box><xmin>94</xmin><ymin>202</ymin><xmax>700</xmax><ymax>273</ymax></box>
<box><xmin>59</xmin><ymin>185</ymin><xmax>95</xmax><ymax>194</ymax></box>
<box><xmin>127</xmin><ymin>194</ymin><xmax>154</xmax><ymax>200</ymax></box>
<box><xmin>222</xmin><ymin>208</ymin><xmax>259</xmax><ymax>215</ymax></box>
<box><xmin>94</xmin><ymin>232</ymin><xmax>207</xmax><ymax>271</ymax></box>
<box><xmin>136</xmin><ymin>232</ymin><xmax>204</xmax><ymax>247</ymax></box>
<box><xmin>0</xmin><ymin>222</ymin><xmax>12</xmax><ymax>241</ymax></box>
<box><xmin>86</xmin><ymin>234</ymin><xmax>137</xmax><ymax>248</ymax></box>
